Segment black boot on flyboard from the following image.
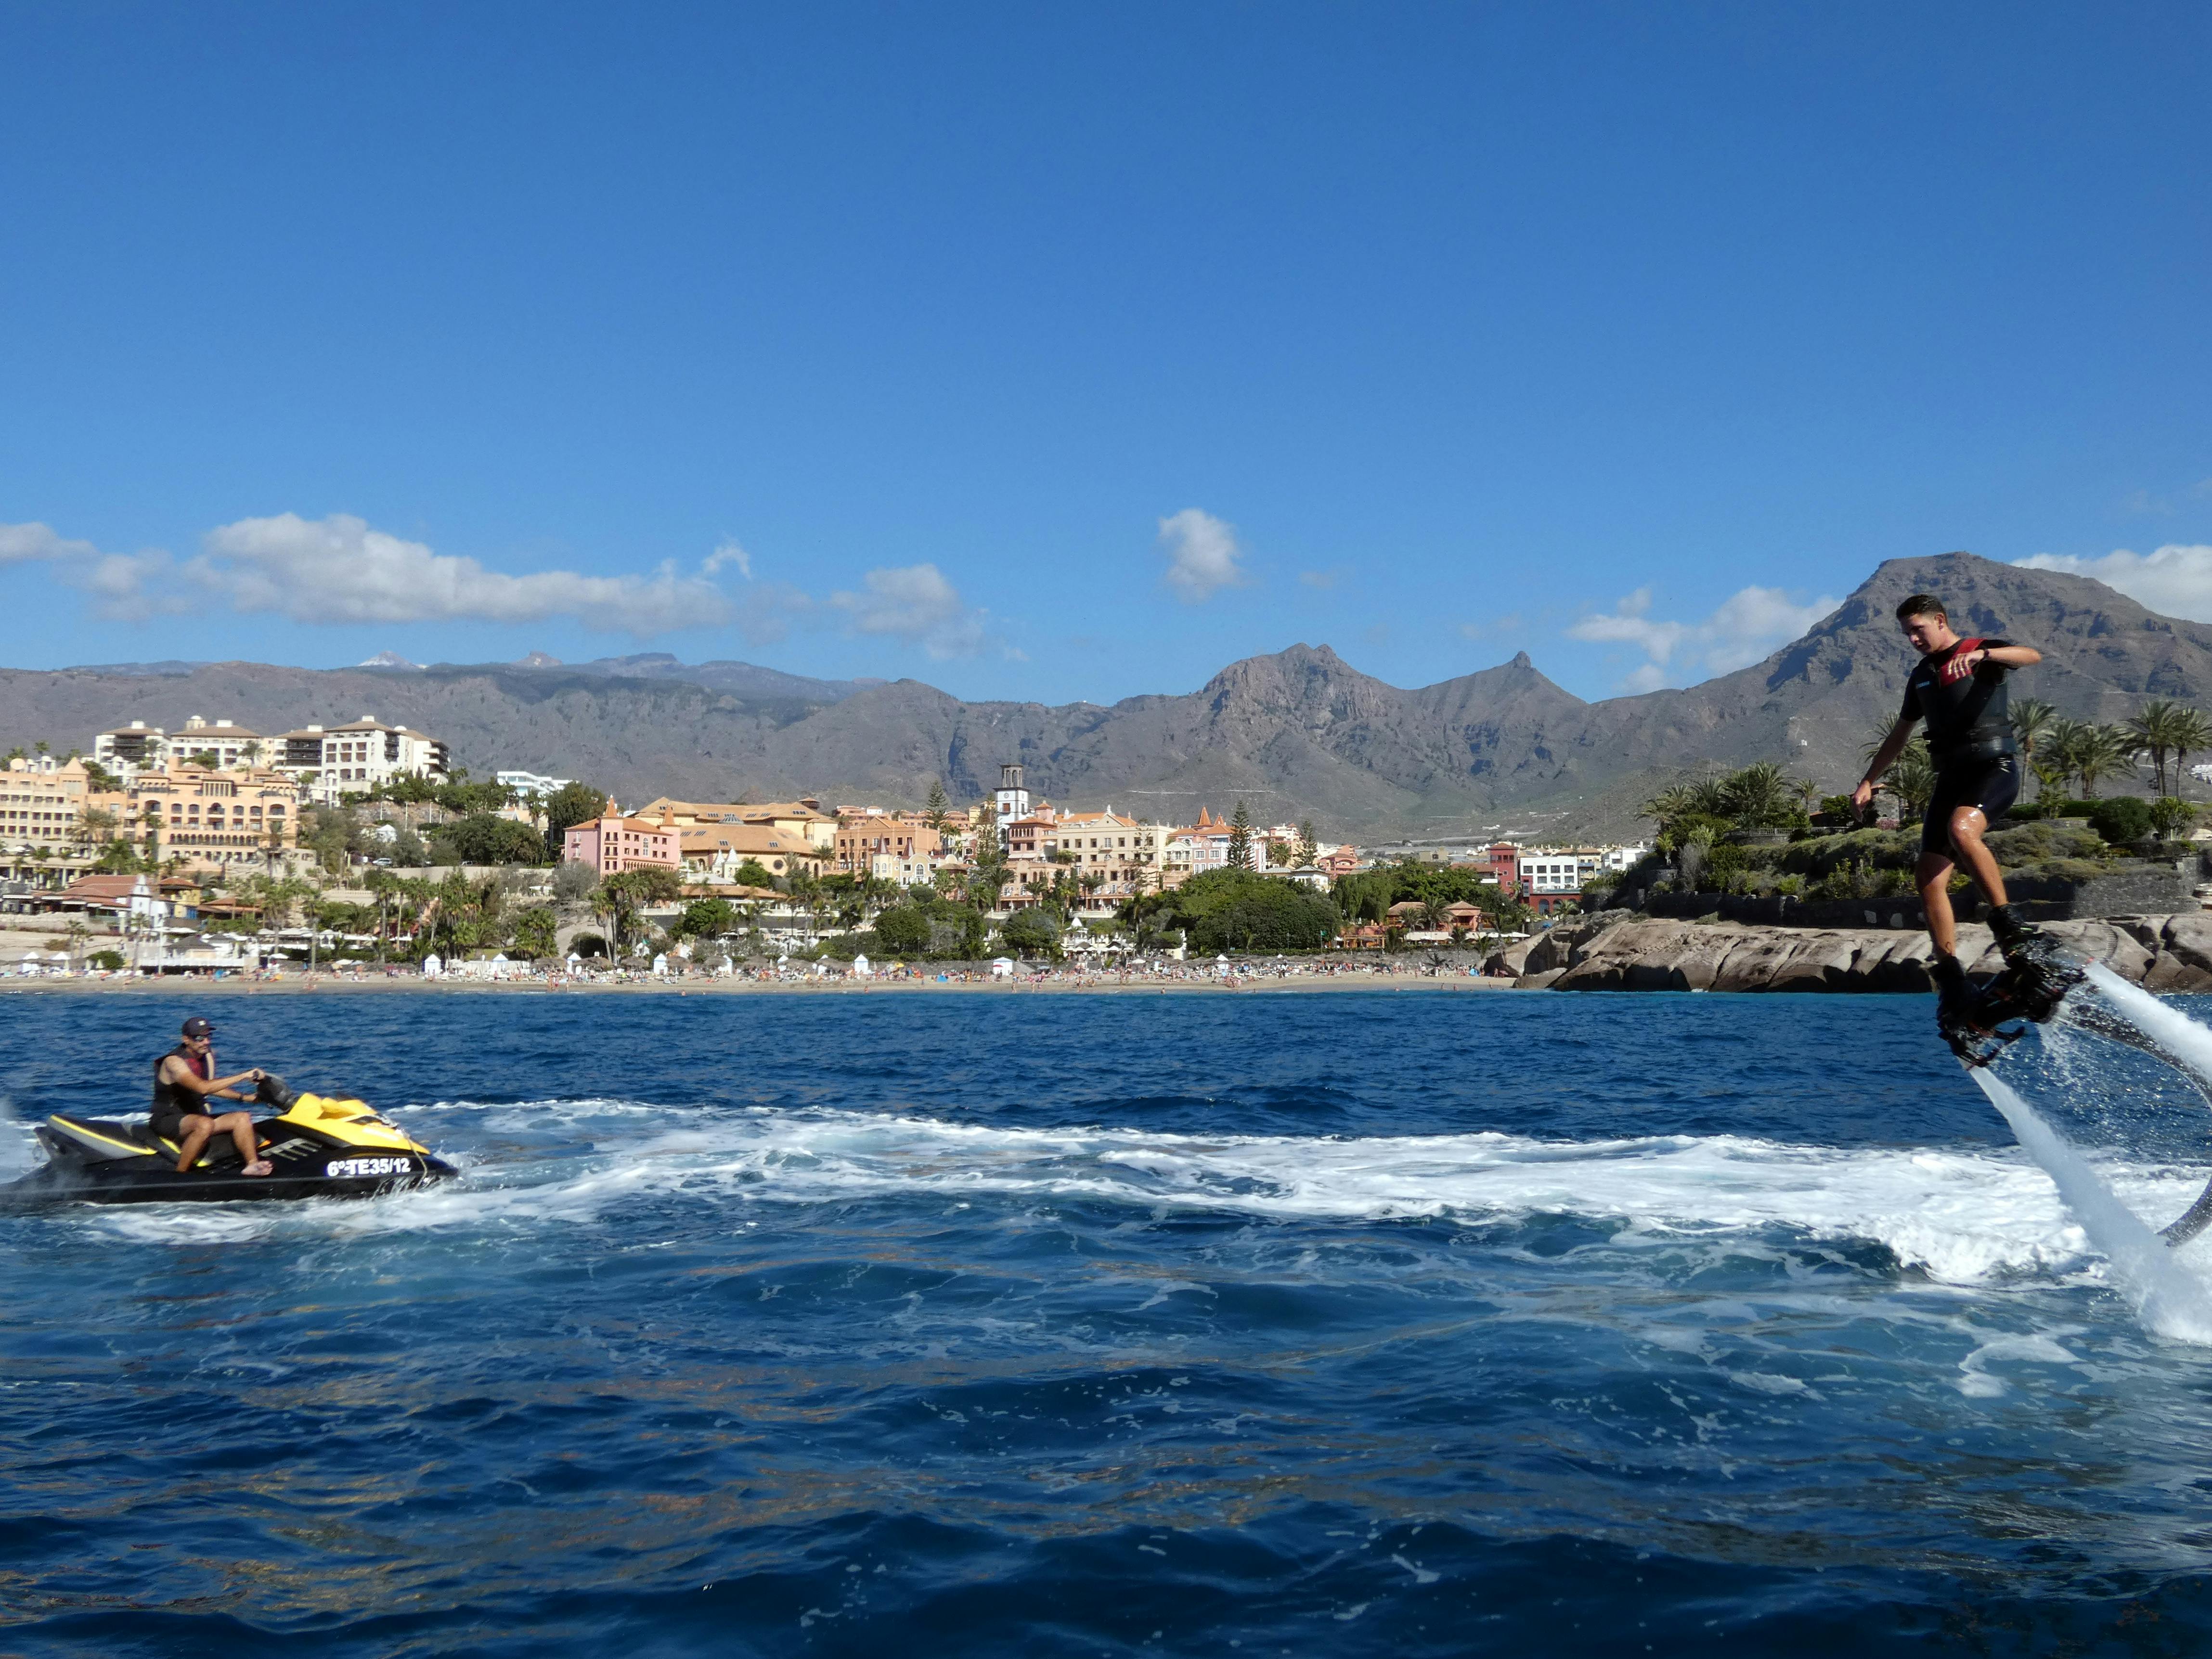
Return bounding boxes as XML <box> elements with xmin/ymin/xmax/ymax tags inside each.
<box><xmin>1933</xmin><ymin>908</ymin><xmax>2086</xmax><ymax>1068</ymax></box>
<box><xmin>1930</xmin><ymin>953</ymin><xmax>2008</xmax><ymax>1067</ymax></box>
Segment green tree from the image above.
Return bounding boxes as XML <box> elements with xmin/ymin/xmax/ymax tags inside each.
<box><xmin>542</xmin><ymin>780</ymin><xmax>608</xmax><ymax>860</ymax></box>
<box><xmin>1720</xmin><ymin>762</ymin><xmax>1796</xmax><ymax>829</ymax></box>
<box><xmin>1164</xmin><ymin>868</ymin><xmax>1339</xmax><ymax>952</ymax></box>
<box><xmin>1295</xmin><ymin>820</ymin><xmax>1319</xmax><ymax>868</ymax></box>
<box><xmin>676</xmin><ymin>896</ymin><xmax>737</xmax><ymax>939</ymax></box>
<box><xmin>297</xmin><ymin>804</ymin><xmax>358</xmax><ymax>875</ymax></box>
<box><xmin>2130</xmin><ymin>700</ymin><xmax>2195</xmax><ymax>795</ymax></box>
<box><xmin>2175</xmin><ymin>708</ymin><xmax>2212</xmax><ymax>798</ymax></box>
<box><xmin>2074</xmin><ymin>724</ymin><xmax>2142</xmax><ymax>799</ymax></box>
<box><xmin>511</xmin><ymin>907</ymin><xmax>559</xmax><ymax>960</ymax></box>
<box><xmin>1226</xmin><ymin>801</ymin><xmax>1254</xmax><ymax>871</ymax></box>
<box><xmin>923</xmin><ymin>780</ymin><xmax>950</xmax><ymax>831</ymax></box>
<box><xmin>1888</xmin><ymin>739</ymin><xmax>1938</xmax><ymax>817</ymax></box>
<box><xmin>551</xmin><ymin>859</ymin><xmax>599</xmax><ymax>903</ymax></box>
<box><xmin>596</xmin><ymin>866</ymin><xmax>685</xmax><ymax>959</ymax></box>
<box><xmin>875</xmin><ymin>905</ymin><xmax>932</xmax><ymax>955</ymax></box>
<box><xmin>2042</xmin><ymin>719</ymin><xmax>2095</xmax><ymax>797</ymax></box>
<box><xmin>1000</xmin><ymin>907</ymin><xmax>1061</xmax><ymax>959</ymax></box>
<box><xmin>2009</xmin><ymin>698</ymin><xmax>2058</xmax><ymax>799</ymax></box>
<box><xmin>730</xmin><ymin>858</ymin><xmax>775</xmax><ymax>889</ymax></box>
<box><xmin>431</xmin><ymin>813</ymin><xmax>550</xmax><ymax>866</ymax></box>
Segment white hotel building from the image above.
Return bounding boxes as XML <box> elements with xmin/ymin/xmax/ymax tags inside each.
<box><xmin>95</xmin><ymin>712</ymin><xmax>449</xmax><ymax>802</ymax></box>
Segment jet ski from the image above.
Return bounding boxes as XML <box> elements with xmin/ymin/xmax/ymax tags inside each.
<box><xmin>0</xmin><ymin>1076</ymin><xmax>455</xmax><ymax>1207</ymax></box>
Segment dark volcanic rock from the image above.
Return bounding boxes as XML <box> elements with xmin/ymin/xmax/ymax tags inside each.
<box><xmin>1509</xmin><ymin>915</ymin><xmax>2212</xmax><ymax>994</ymax></box>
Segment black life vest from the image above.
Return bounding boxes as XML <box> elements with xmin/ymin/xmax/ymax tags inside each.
<box><xmin>1920</xmin><ymin>636</ymin><xmax>2016</xmax><ymax>764</ymax></box>
<box><xmin>151</xmin><ymin>1044</ymin><xmax>211</xmax><ymax>1117</ymax></box>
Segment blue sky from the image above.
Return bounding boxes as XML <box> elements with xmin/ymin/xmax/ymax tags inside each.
<box><xmin>4</xmin><ymin>2</ymin><xmax>2209</xmax><ymax>702</ymax></box>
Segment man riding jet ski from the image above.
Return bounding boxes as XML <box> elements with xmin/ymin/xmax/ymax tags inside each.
<box><xmin>0</xmin><ymin>1015</ymin><xmax>454</xmax><ymax>1206</ymax></box>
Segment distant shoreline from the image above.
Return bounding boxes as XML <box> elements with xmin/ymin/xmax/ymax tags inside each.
<box><xmin>0</xmin><ymin>971</ymin><xmax>1520</xmax><ymax>998</ymax></box>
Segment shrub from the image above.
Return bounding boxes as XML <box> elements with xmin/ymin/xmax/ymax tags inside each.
<box><xmin>2087</xmin><ymin>796</ymin><xmax>2155</xmax><ymax>847</ymax></box>
<box><xmin>2151</xmin><ymin>797</ymin><xmax>2199</xmax><ymax>842</ymax></box>
<box><xmin>88</xmin><ymin>950</ymin><xmax>125</xmax><ymax>971</ymax></box>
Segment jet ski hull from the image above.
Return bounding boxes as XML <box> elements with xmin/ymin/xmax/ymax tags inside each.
<box><xmin>0</xmin><ymin>1092</ymin><xmax>456</xmax><ymax>1208</ymax></box>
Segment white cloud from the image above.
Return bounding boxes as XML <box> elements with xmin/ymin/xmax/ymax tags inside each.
<box><xmin>0</xmin><ymin>520</ymin><xmax>175</xmax><ymax>619</ymax></box>
<box><xmin>702</xmin><ymin>539</ymin><xmax>752</xmax><ymax>580</ymax></box>
<box><xmin>0</xmin><ymin>522</ymin><xmax>98</xmax><ymax>567</ymax></box>
<box><xmin>2017</xmin><ymin>544</ymin><xmax>2212</xmax><ymax>622</ymax></box>
<box><xmin>192</xmin><ymin>513</ymin><xmax>733</xmax><ymax>637</ymax></box>
<box><xmin>1567</xmin><ymin>583</ymin><xmax>1837</xmax><ymax>691</ymax></box>
<box><xmin>1157</xmin><ymin>508</ymin><xmax>1249</xmax><ymax>603</ymax></box>
<box><xmin>827</xmin><ymin>563</ymin><xmax>988</xmax><ymax>658</ymax></box>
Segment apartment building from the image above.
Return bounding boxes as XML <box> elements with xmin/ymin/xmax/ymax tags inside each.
<box><xmin>273</xmin><ymin>716</ymin><xmax>449</xmax><ymax>802</ymax></box>
<box><xmin>118</xmin><ymin>766</ymin><xmax>302</xmax><ymax>872</ymax></box>
<box><xmin>0</xmin><ymin>754</ymin><xmax>93</xmax><ymax>885</ymax></box>
<box><xmin>94</xmin><ymin>715</ymin><xmax>270</xmax><ymax>778</ymax></box>
<box><xmin>1039</xmin><ymin>809</ymin><xmax>1153</xmax><ymax>897</ymax></box>
<box><xmin>95</xmin><ymin>713</ymin><xmax>448</xmax><ymax>799</ymax></box>
<box><xmin>832</xmin><ymin>811</ymin><xmax>943</xmax><ymax>876</ymax></box>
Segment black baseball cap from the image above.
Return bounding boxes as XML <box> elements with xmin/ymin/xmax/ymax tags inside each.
<box><xmin>181</xmin><ymin>1017</ymin><xmax>215</xmax><ymax>1038</ymax></box>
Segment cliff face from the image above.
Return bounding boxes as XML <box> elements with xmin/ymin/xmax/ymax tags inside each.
<box><xmin>4</xmin><ymin>553</ymin><xmax>2209</xmax><ymax>834</ymax></box>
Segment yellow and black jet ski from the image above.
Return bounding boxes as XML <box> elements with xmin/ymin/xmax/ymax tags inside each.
<box><xmin>0</xmin><ymin>1076</ymin><xmax>454</xmax><ymax>1206</ymax></box>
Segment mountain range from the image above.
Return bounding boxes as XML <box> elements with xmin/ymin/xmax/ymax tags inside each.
<box><xmin>5</xmin><ymin>552</ymin><xmax>2208</xmax><ymax>838</ymax></box>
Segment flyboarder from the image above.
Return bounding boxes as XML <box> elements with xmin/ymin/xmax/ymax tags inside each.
<box><xmin>1852</xmin><ymin>593</ymin><xmax>2067</xmax><ymax>1057</ymax></box>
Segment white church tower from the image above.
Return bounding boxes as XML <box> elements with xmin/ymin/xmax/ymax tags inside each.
<box><xmin>994</xmin><ymin>763</ymin><xmax>1030</xmax><ymax>850</ymax></box>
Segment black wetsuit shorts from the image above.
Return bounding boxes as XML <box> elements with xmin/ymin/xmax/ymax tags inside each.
<box><xmin>149</xmin><ymin>1106</ymin><xmax>207</xmax><ymax>1144</ymax></box>
<box><xmin>1922</xmin><ymin>754</ymin><xmax>2019</xmax><ymax>856</ymax></box>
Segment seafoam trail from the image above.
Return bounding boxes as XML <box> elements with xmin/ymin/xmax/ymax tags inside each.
<box><xmin>1977</xmin><ymin>990</ymin><xmax>2212</xmax><ymax>1342</ymax></box>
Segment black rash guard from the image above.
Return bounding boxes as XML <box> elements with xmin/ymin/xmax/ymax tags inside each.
<box><xmin>1900</xmin><ymin>636</ymin><xmax>2016</xmax><ymax>765</ymax></box>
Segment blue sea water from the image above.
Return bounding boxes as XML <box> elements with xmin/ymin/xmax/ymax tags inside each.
<box><xmin>5</xmin><ymin>986</ymin><xmax>2212</xmax><ymax>1657</ymax></box>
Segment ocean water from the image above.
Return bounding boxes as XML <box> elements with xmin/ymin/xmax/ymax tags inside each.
<box><xmin>4</xmin><ymin>986</ymin><xmax>2212</xmax><ymax>1656</ymax></box>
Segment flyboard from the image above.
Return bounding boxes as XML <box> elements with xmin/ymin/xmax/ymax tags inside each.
<box><xmin>1943</xmin><ymin>928</ymin><xmax>2212</xmax><ymax>1246</ymax></box>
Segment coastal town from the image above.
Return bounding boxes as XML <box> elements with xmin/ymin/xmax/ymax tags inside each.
<box><xmin>0</xmin><ymin>710</ymin><xmax>1650</xmax><ymax>978</ymax></box>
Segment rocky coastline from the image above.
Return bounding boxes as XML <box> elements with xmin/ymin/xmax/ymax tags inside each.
<box><xmin>1486</xmin><ymin>912</ymin><xmax>2212</xmax><ymax>995</ymax></box>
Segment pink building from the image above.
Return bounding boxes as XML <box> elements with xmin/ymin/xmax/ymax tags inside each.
<box><xmin>562</xmin><ymin>800</ymin><xmax>680</xmax><ymax>875</ymax></box>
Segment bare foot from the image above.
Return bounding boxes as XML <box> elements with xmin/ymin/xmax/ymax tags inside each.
<box><xmin>243</xmin><ymin>1159</ymin><xmax>273</xmax><ymax>1177</ymax></box>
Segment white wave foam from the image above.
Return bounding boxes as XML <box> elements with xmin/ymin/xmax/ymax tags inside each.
<box><xmin>269</xmin><ymin>1107</ymin><xmax>2212</xmax><ymax>1285</ymax></box>
<box><xmin>52</xmin><ymin>1099</ymin><xmax>2212</xmax><ymax>1290</ymax></box>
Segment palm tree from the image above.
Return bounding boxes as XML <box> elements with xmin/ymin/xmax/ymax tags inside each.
<box><xmin>1641</xmin><ymin>783</ymin><xmax>1702</xmax><ymax>839</ymax></box>
<box><xmin>1720</xmin><ymin>762</ymin><xmax>1794</xmax><ymax>829</ymax></box>
<box><xmin>2129</xmin><ymin>700</ymin><xmax>2195</xmax><ymax>795</ymax></box>
<box><xmin>2171</xmin><ymin>708</ymin><xmax>2212</xmax><ymax>800</ymax></box>
<box><xmin>2073</xmin><ymin>724</ymin><xmax>2142</xmax><ymax>800</ymax></box>
<box><xmin>1889</xmin><ymin>739</ymin><xmax>1938</xmax><ymax>817</ymax></box>
<box><xmin>2042</xmin><ymin>718</ymin><xmax>2093</xmax><ymax>799</ymax></box>
<box><xmin>2009</xmin><ymin>699</ymin><xmax>2057</xmax><ymax>800</ymax></box>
